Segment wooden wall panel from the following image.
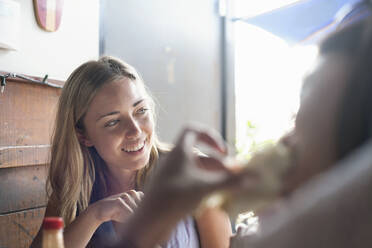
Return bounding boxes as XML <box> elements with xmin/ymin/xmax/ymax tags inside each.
<box><xmin>0</xmin><ymin>79</ymin><xmax>61</xmax><ymax>168</ymax></box>
<box><xmin>0</xmin><ymin>74</ymin><xmax>63</xmax><ymax>247</ymax></box>
<box><xmin>0</xmin><ymin>146</ymin><xmax>49</xmax><ymax>169</ymax></box>
<box><xmin>0</xmin><ymin>165</ymin><xmax>47</xmax><ymax>214</ymax></box>
<box><xmin>0</xmin><ymin>207</ymin><xmax>46</xmax><ymax>248</ymax></box>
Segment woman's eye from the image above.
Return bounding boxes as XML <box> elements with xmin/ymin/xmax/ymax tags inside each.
<box><xmin>105</xmin><ymin>120</ymin><xmax>119</xmax><ymax>127</ymax></box>
<box><xmin>137</xmin><ymin>107</ymin><xmax>149</xmax><ymax>115</ymax></box>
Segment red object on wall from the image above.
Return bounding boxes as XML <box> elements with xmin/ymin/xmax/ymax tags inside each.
<box><xmin>33</xmin><ymin>0</ymin><xmax>64</xmax><ymax>32</ymax></box>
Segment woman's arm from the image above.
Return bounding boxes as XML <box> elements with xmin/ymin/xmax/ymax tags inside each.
<box><xmin>30</xmin><ymin>190</ymin><xmax>143</xmax><ymax>248</ymax></box>
<box><xmin>30</xmin><ymin>199</ymin><xmax>105</xmax><ymax>248</ymax></box>
<box><xmin>196</xmin><ymin>208</ymin><xmax>232</xmax><ymax>248</ymax></box>
<box><xmin>62</xmin><ymin>203</ymin><xmax>102</xmax><ymax>248</ymax></box>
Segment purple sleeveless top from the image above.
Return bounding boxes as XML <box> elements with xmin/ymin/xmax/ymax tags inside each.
<box><xmin>84</xmin><ymin>149</ymin><xmax>200</xmax><ymax>247</ymax></box>
<box><xmin>85</xmin><ymin>183</ymin><xmax>200</xmax><ymax>247</ymax></box>
<box><xmin>87</xmin><ymin>215</ymin><xmax>200</xmax><ymax>247</ymax></box>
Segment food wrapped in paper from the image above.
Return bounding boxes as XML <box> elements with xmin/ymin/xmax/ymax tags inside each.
<box><xmin>198</xmin><ymin>143</ymin><xmax>292</xmax><ymax>219</ymax></box>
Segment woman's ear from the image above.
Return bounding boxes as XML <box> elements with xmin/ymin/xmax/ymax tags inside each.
<box><xmin>76</xmin><ymin>128</ymin><xmax>94</xmax><ymax>147</ymax></box>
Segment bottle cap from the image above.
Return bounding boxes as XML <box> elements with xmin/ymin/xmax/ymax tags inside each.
<box><xmin>43</xmin><ymin>217</ymin><xmax>64</xmax><ymax>230</ymax></box>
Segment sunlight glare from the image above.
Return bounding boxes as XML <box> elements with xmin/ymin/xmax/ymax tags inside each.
<box><xmin>235</xmin><ymin>21</ymin><xmax>318</xmax><ymax>156</ymax></box>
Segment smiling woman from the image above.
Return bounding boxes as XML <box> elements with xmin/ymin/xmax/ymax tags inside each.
<box><xmin>80</xmin><ymin>77</ymin><xmax>155</xmax><ymax>176</ymax></box>
<box><xmin>30</xmin><ymin>56</ymin><xmax>231</xmax><ymax>248</ymax></box>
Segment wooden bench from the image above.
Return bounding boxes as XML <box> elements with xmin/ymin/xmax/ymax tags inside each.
<box><xmin>0</xmin><ymin>74</ymin><xmax>63</xmax><ymax>248</ymax></box>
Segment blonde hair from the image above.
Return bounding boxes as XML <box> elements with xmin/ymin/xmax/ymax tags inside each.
<box><xmin>47</xmin><ymin>56</ymin><xmax>162</xmax><ymax>225</ymax></box>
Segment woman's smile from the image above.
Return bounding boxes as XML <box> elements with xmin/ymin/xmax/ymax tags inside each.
<box><xmin>121</xmin><ymin>140</ymin><xmax>146</xmax><ymax>155</ymax></box>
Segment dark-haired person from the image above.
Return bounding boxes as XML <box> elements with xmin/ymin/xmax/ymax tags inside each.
<box><xmin>112</xmin><ymin>14</ymin><xmax>372</xmax><ymax>248</ymax></box>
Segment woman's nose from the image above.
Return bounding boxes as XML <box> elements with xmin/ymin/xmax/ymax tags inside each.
<box><xmin>125</xmin><ymin>118</ymin><xmax>141</xmax><ymax>139</ymax></box>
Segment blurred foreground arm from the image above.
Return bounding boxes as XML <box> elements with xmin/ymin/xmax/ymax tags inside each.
<box><xmin>112</xmin><ymin>125</ymin><xmax>248</xmax><ymax>248</ymax></box>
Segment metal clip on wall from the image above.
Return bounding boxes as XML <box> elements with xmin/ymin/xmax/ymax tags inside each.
<box><xmin>0</xmin><ymin>72</ymin><xmax>63</xmax><ymax>94</ymax></box>
<box><xmin>0</xmin><ymin>74</ymin><xmax>6</xmax><ymax>93</ymax></box>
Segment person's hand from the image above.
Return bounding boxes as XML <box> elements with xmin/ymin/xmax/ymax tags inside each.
<box><xmin>112</xmin><ymin>124</ymin><xmax>257</xmax><ymax>248</ymax></box>
<box><xmin>91</xmin><ymin>190</ymin><xmax>144</xmax><ymax>223</ymax></box>
<box><xmin>143</xmin><ymin>124</ymin><xmax>251</xmax><ymax>219</ymax></box>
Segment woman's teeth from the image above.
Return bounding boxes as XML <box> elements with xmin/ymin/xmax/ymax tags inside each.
<box><xmin>123</xmin><ymin>141</ymin><xmax>145</xmax><ymax>152</ymax></box>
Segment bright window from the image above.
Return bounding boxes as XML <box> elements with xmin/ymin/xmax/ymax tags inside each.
<box><xmin>234</xmin><ymin>8</ymin><xmax>318</xmax><ymax>159</ymax></box>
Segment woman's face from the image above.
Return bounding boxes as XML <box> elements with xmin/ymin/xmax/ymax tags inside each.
<box><xmin>82</xmin><ymin>78</ymin><xmax>154</xmax><ymax>173</ymax></box>
<box><xmin>282</xmin><ymin>54</ymin><xmax>351</xmax><ymax>194</ymax></box>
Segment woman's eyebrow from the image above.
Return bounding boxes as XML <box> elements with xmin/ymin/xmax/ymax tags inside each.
<box><xmin>96</xmin><ymin>111</ymin><xmax>120</xmax><ymax>121</ymax></box>
<box><xmin>96</xmin><ymin>99</ymin><xmax>145</xmax><ymax>121</ymax></box>
<box><xmin>133</xmin><ymin>99</ymin><xmax>145</xmax><ymax>107</ymax></box>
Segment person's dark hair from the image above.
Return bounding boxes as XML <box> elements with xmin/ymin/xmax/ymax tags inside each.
<box><xmin>319</xmin><ymin>15</ymin><xmax>372</xmax><ymax>160</ymax></box>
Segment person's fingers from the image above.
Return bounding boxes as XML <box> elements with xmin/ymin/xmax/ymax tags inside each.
<box><xmin>127</xmin><ymin>190</ymin><xmax>144</xmax><ymax>205</ymax></box>
<box><xmin>120</xmin><ymin>193</ymin><xmax>137</xmax><ymax>209</ymax></box>
<box><xmin>127</xmin><ymin>190</ymin><xmax>139</xmax><ymax>198</ymax></box>
<box><xmin>117</xmin><ymin>197</ymin><xmax>133</xmax><ymax>212</ymax></box>
<box><xmin>179</xmin><ymin>128</ymin><xmax>197</xmax><ymax>156</ymax></box>
<box><xmin>137</xmin><ymin>191</ymin><xmax>145</xmax><ymax>199</ymax></box>
<box><xmin>114</xmin><ymin>198</ymin><xmax>133</xmax><ymax>222</ymax></box>
<box><xmin>176</xmin><ymin>125</ymin><xmax>227</xmax><ymax>155</ymax></box>
<box><xmin>195</xmin><ymin>130</ymin><xmax>227</xmax><ymax>155</ymax></box>
<box><xmin>110</xmin><ymin>192</ymin><xmax>129</xmax><ymax>199</ymax></box>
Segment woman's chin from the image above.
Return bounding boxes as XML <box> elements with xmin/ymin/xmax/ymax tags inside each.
<box><xmin>129</xmin><ymin>151</ymin><xmax>151</xmax><ymax>170</ymax></box>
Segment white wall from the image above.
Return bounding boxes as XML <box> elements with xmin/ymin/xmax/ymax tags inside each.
<box><xmin>0</xmin><ymin>0</ymin><xmax>99</xmax><ymax>80</ymax></box>
<box><xmin>101</xmin><ymin>0</ymin><xmax>223</xmax><ymax>143</ymax></box>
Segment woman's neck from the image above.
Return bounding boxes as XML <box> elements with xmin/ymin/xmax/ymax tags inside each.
<box><xmin>106</xmin><ymin>168</ymin><xmax>137</xmax><ymax>195</ymax></box>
